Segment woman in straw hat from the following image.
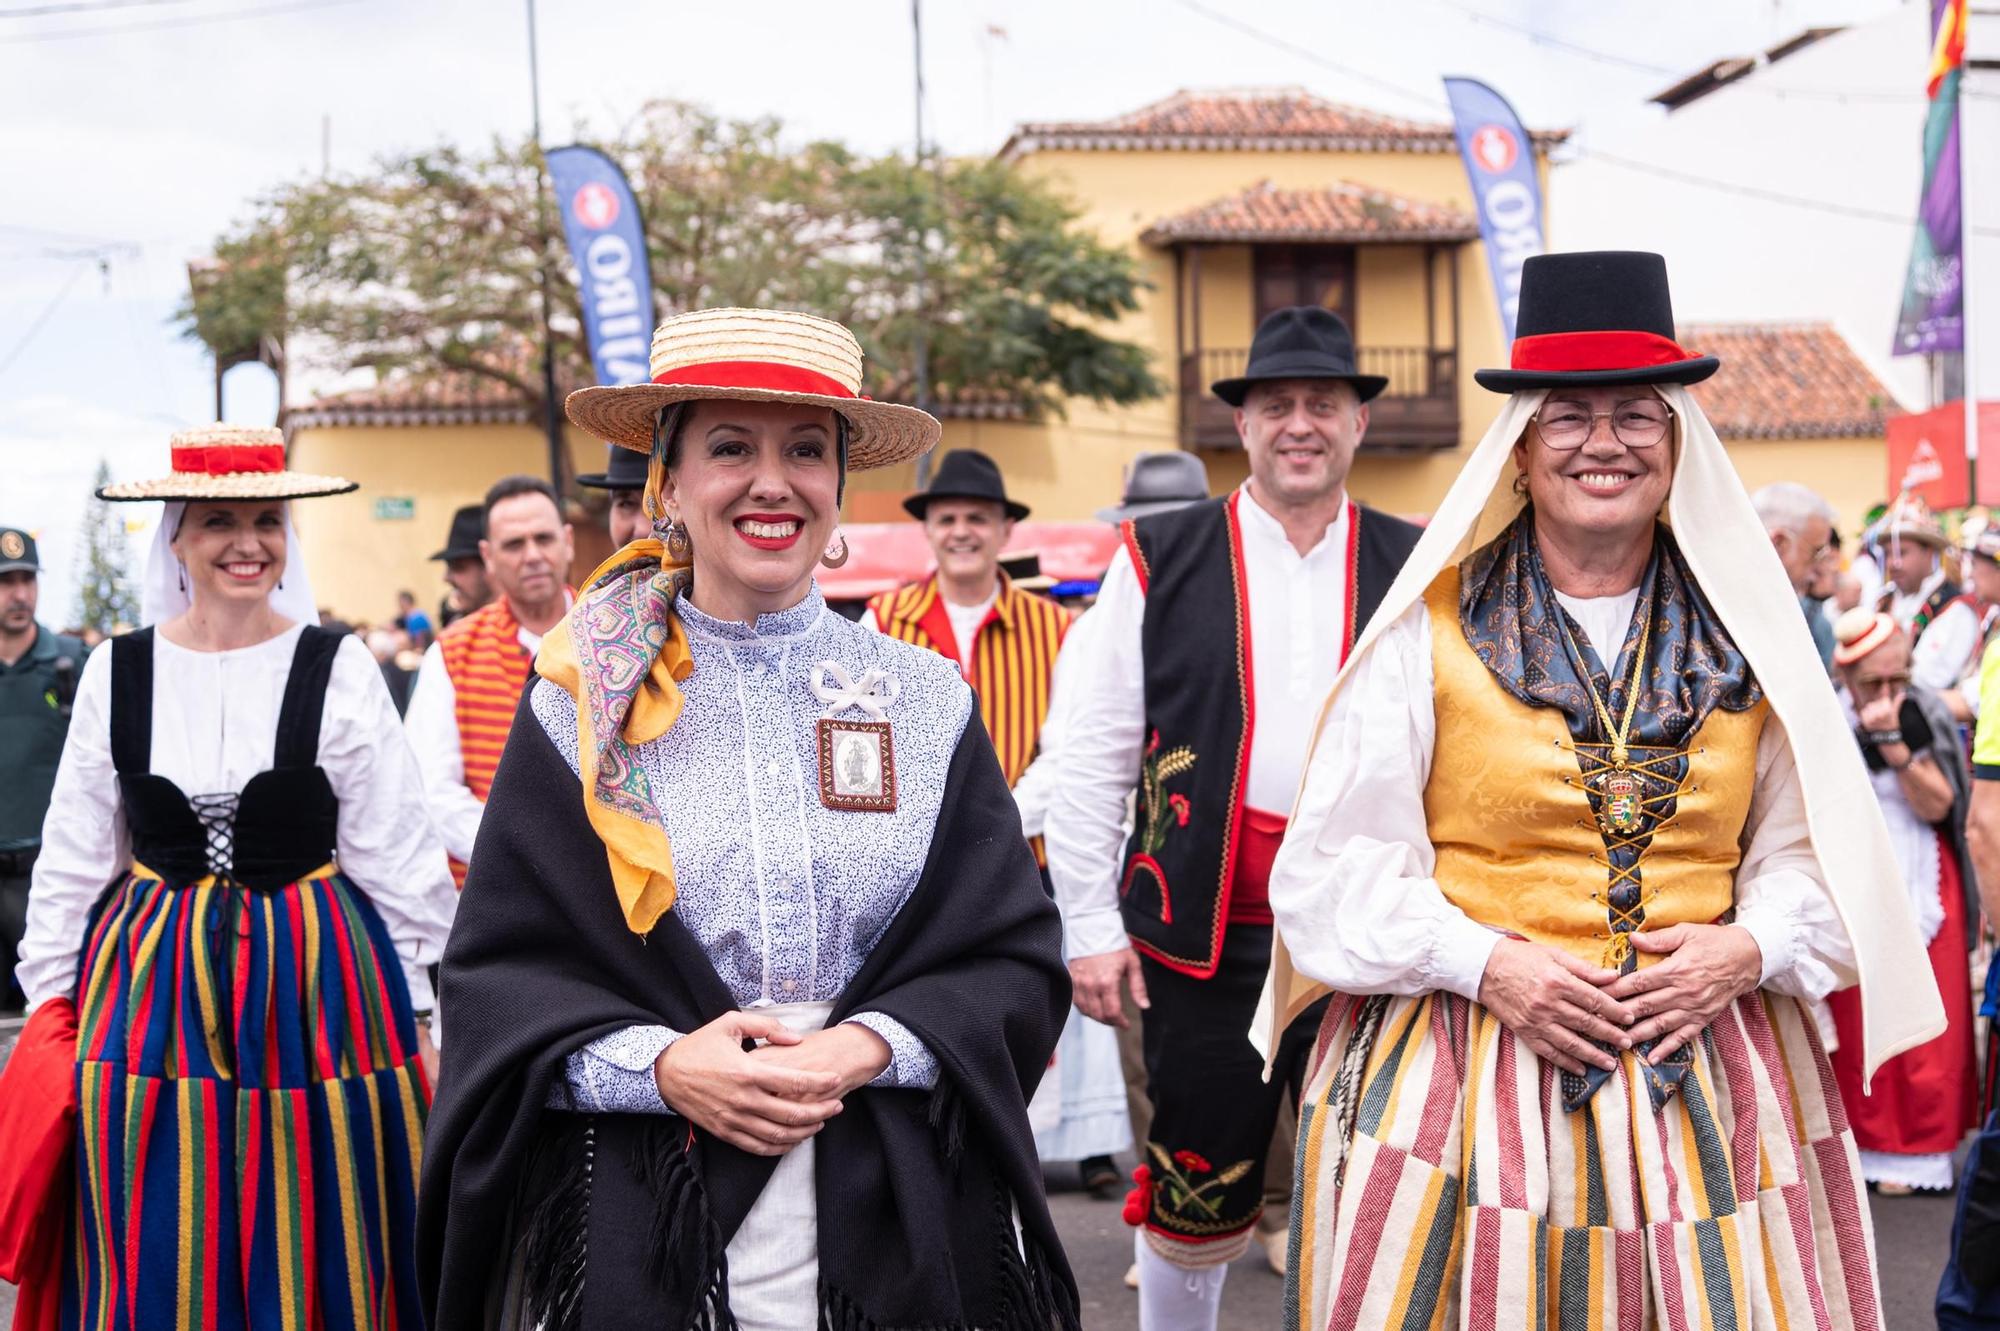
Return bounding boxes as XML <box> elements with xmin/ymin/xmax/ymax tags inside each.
<box><xmin>5</xmin><ymin>426</ymin><xmax>456</xmax><ymax>1330</ymax></box>
<box><xmin>1258</xmin><ymin>253</ymin><xmax>1943</xmax><ymax>1329</ymax></box>
<box><xmin>417</xmin><ymin>308</ymin><xmax>1078</xmax><ymax>1331</ymax></box>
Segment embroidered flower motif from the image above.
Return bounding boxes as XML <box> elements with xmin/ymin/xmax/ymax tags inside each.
<box><xmin>1146</xmin><ymin>1144</ymin><xmax>1255</xmax><ymax>1222</ymax></box>
<box><xmin>1136</xmin><ymin>731</ymin><xmax>1198</xmax><ymax>856</ymax></box>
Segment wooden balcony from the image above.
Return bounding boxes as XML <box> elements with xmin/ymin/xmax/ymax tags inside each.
<box><xmin>1179</xmin><ymin>345</ymin><xmax>1460</xmax><ymax>452</ymax></box>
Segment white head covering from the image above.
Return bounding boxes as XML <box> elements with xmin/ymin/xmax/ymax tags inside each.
<box><xmin>1258</xmin><ymin>384</ymin><xmax>1945</xmax><ymax>1086</ymax></box>
<box><xmin>141</xmin><ymin>500</ymin><xmax>322</xmax><ymax>628</ymax></box>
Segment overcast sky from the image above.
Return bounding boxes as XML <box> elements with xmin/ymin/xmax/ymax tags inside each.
<box><xmin>0</xmin><ymin>0</ymin><xmax>1915</xmax><ymax>623</ymax></box>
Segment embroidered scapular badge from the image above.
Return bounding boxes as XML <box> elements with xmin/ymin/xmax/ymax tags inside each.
<box><xmin>811</xmin><ymin>661</ymin><xmax>900</xmax><ymax>812</ymax></box>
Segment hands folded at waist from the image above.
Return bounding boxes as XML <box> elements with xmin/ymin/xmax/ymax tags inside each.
<box><xmin>1476</xmin><ymin>923</ymin><xmax>1763</xmax><ymax>1078</ymax></box>
<box><xmin>651</xmin><ymin>1012</ymin><xmax>893</xmax><ymax>1158</ymax></box>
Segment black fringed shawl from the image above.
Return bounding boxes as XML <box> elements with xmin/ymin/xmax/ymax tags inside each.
<box><xmin>416</xmin><ymin>696</ymin><xmax>1080</xmax><ymax>1330</ymax></box>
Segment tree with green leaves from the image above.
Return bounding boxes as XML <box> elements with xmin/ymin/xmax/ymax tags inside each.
<box><xmin>178</xmin><ymin>101</ymin><xmax>1162</xmax><ymax>419</ymax></box>
<box><xmin>72</xmin><ymin>460</ymin><xmax>138</xmax><ymax>635</ymax></box>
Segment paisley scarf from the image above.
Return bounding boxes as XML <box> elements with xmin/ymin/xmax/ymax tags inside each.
<box><xmin>534</xmin><ymin>537</ymin><xmax>694</xmax><ymax>936</ymax></box>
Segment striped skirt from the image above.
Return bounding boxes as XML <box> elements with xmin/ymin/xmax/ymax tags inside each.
<box><xmin>63</xmin><ymin>867</ymin><xmax>429</xmax><ymax>1331</ymax></box>
<box><xmin>1287</xmin><ymin>990</ymin><xmax>1880</xmax><ymax>1331</ymax></box>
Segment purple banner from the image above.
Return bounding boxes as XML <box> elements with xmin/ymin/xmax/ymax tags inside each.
<box><xmin>1892</xmin><ymin>0</ymin><xmax>1963</xmax><ymax>357</ymax></box>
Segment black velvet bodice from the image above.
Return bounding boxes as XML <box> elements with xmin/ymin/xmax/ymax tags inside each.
<box><xmin>110</xmin><ymin>626</ymin><xmax>342</xmax><ymax>889</ymax></box>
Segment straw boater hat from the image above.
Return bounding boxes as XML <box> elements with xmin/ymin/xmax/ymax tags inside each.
<box><xmin>97</xmin><ymin>425</ymin><xmax>357</xmax><ymax>502</ymax></box>
<box><xmin>1831</xmin><ymin>607</ymin><xmax>1900</xmax><ymax>667</ymax></box>
<box><xmin>1879</xmin><ymin>491</ymin><xmax>1950</xmax><ymax>550</ymax></box>
<box><xmin>563</xmin><ymin>308</ymin><xmax>941</xmax><ymax>469</ymax></box>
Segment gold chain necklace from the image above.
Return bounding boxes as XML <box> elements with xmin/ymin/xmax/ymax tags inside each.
<box><xmin>1563</xmin><ymin>609</ymin><xmax>1653</xmax><ymax>836</ymax></box>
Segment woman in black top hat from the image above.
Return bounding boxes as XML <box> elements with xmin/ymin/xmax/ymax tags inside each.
<box><xmin>1264</xmin><ymin>252</ymin><xmax>1933</xmax><ymax>1328</ymax></box>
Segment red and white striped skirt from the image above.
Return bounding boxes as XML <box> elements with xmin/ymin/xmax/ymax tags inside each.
<box><xmin>1287</xmin><ymin>989</ymin><xmax>1880</xmax><ymax>1331</ymax></box>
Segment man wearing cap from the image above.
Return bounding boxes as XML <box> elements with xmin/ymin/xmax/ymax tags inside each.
<box><xmin>1877</xmin><ymin>492</ymin><xmax>1981</xmax><ymax>692</ymax></box>
<box><xmin>405</xmin><ymin>476</ymin><xmax>575</xmax><ymax>886</ymax></box>
<box><xmin>575</xmin><ymin>441</ymin><xmax>653</xmax><ymax>546</ymax></box>
<box><xmin>429</xmin><ymin>503</ymin><xmax>494</xmax><ymax>631</ymax></box>
<box><xmin>863</xmin><ymin>450</ymin><xmax>1071</xmax><ymax>839</ymax></box>
<box><xmin>1047</xmin><ymin>307</ymin><xmax>1420</xmax><ymax>1326</ymax></box>
<box><xmin>0</xmin><ymin>527</ymin><xmax>89</xmax><ymax>1010</ymax></box>
<box><xmin>1827</xmin><ymin>607</ymin><xmax>1979</xmax><ymax>1195</ymax></box>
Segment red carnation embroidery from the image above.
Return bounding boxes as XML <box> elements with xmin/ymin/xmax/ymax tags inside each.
<box><xmin>1173</xmin><ymin>1149</ymin><xmax>1211</xmax><ymax>1174</ymax></box>
<box><xmin>1169</xmin><ymin>793</ymin><xmax>1191</xmax><ymax>827</ymax></box>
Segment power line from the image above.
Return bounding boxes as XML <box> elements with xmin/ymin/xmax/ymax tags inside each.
<box><xmin>0</xmin><ymin>0</ymin><xmax>359</xmax><ymax>43</ymax></box>
<box><xmin>1168</xmin><ymin>1</ymin><xmax>2000</xmax><ymax>236</ymax></box>
<box><xmin>0</xmin><ymin>0</ymin><xmax>191</xmax><ymax>17</ymax></box>
<box><xmin>1432</xmin><ymin>0</ymin><xmax>1927</xmax><ymax>105</ymax></box>
<box><xmin>1169</xmin><ymin>0</ymin><xmax>1450</xmax><ymax>115</ymax></box>
<box><xmin>0</xmin><ymin>264</ymin><xmax>91</xmax><ymax>379</ymax></box>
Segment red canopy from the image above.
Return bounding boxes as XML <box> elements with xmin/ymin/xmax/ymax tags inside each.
<box><xmin>819</xmin><ymin>521</ymin><xmax>1123</xmax><ymax>602</ymax></box>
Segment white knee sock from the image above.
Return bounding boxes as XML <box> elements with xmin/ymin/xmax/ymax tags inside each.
<box><xmin>1136</xmin><ymin>1232</ymin><xmax>1228</xmax><ymax>1331</ymax></box>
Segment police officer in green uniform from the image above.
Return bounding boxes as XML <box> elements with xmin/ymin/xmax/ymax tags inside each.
<box><xmin>0</xmin><ymin>526</ymin><xmax>88</xmax><ymax>1012</ymax></box>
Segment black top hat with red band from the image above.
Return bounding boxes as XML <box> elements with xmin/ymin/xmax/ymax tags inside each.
<box><xmin>1473</xmin><ymin>251</ymin><xmax>1719</xmax><ymax>393</ymax></box>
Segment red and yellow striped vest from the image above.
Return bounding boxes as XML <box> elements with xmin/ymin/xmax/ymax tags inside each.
<box><xmin>437</xmin><ymin>597</ymin><xmax>535</xmax><ymax>886</ymax></box>
<box><xmin>868</xmin><ymin>574</ymin><xmax>1069</xmax><ymax>790</ymax></box>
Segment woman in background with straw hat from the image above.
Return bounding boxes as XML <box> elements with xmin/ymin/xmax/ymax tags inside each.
<box><xmin>4</xmin><ymin>426</ymin><xmax>456</xmax><ymax>1331</ymax></box>
<box><xmin>1260</xmin><ymin>253</ymin><xmax>1942</xmax><ymax>1329</ymax></box>
<box><xmin>418</xmin><ymin>308</ymin><xmax>1078</xmax><ymax>1331</ymax></box>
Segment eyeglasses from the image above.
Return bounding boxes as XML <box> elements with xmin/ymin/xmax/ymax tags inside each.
<box><xmin>1850</xmin><ymin>671</ymin><xmax>1910</xmax><ymax>697</ymax></box>
<box><xmin>1531</xmin><ymin>399</ymin><xmax>1675</xmax><ymax>449</ymax></box>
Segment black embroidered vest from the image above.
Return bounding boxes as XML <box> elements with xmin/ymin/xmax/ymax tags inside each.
<box><xmin>110</xmin><ymin>626</ymin><xmax>344</xmax><ymax>889</ymax></box>
<box><xmin>1117</xmin><ymin>493</ymin><xmax>1420</xmax><ymax>978</ymax></box>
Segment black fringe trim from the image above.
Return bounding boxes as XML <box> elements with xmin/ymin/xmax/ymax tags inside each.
<box><xmin>926</xmin><ymin>1078</ymin><xmax>965</xmax><ymax>1169</ymax></box>
<box><xmin>627</xmin><ymin>1118</ymin><xmax>740</xmax><ymax>1331</ymax></box>
<box><xmin>817</xmin><ymin>1231</ymin><xmax>1077</xmax><ymax>1331</ymax></box>
<box><xmin>516</xmin><ymin>1115</ymin><xmax>594</xmax><ymax>1331</ymax></box>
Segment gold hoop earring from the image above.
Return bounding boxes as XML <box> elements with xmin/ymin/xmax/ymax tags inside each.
<box><xmin>1512</xmin><ymin>473</ymin><xmax>1530</xmax><ymax>497</ymax></box>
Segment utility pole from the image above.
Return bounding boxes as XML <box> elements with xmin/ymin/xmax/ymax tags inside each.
<box><xmin>910</xmin><ymin>0</ymin><xmax>934</xmax><ymax>488</ymax></box>
<box><xmin>1967</xmin><ymin>2</ymin><xmax>2000</xmax><ymax>500</ymax></box>
<box><xmin>527</xmin><ymin>0</ymin><xmax>566</xmax><ymax>491</ymax></box>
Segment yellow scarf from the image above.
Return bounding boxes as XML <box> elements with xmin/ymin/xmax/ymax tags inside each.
<box><xmin>534</xmin><ymin>536</ymin><xmax>695</xmax><ymax>935</ymax></box>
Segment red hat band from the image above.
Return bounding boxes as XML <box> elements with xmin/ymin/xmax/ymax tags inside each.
<box><xmin>171</xmin><ymin>443</ymin><xmax>286</xmax><ymax>475</ymax></box>
<box><xmin>1510</xmin><ymin>330</ymin><xmax>1696</xmax><ymax>374</ymax></box>
<box><xmin>651</xmin><ymin>359</ymin><xmax>858</xmax><ymax>399</ymax></box>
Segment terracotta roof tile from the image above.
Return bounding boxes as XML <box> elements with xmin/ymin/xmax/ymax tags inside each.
<box><xmin>1002</xmin><ymin>87</ymin><xmax>1567</xmax><ymax>158</ymax></box>
<box><xmin>1142</xmin><ymin>180</ymin><xmax>1478</xmax><ymax>246</ymax></box>
<box><xmin>1683</xmin><ymin>322</ymin><xmax>1901</xmax><ymax>439</ymax></box>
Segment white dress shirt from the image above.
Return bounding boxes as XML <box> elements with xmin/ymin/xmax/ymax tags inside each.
<box><xmin>1912</xmin><ymin>597</ymin><xmax>1981</xmax><ymax>695</ymax></box>
<box><xmin>402</xmin><ymin>609</ymin><xmax>550</xmax><ymax>863</ymax></box>
<box><xmin>1268</xmin><ymin>598</ymin><xmax>1858</xmax><ymax>1004</ymax></box>
<box><xmin>1012</xmin><ymin>604</ymin><xmax>1105</xmax><ymax>839</ymax></box>
<box><xmin>1045</xmin><ymin>485</ymin><xmax>1353</xmax><ymax>959</ymax></box>
<box><xmin>20</xmin><ymin>624</ymin><xmax>458</xmax><ymax>1011</ymax></box>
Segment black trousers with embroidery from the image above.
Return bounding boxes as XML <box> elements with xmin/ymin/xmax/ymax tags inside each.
<box><xmin>1137</xmin><ymin>924</ymin><xmax>1321</xmax><ymax>1257</ymax></box>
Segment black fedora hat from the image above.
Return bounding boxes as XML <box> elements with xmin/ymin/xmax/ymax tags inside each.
<box><xmin>576</xmin><ymin>443</ymin><xmax>649</xmax><ymax>491</ymax></box>
<box><xmin>1210</xmin><ymin>306</ymin><xmax>1388</xmax><ymax>407</ymax></box>
<box><xmin>429</xmin><ymin>504</ymin><xmax>485</xmax><ymax>562</ymax></box>
<box><xmin>902</xmin><ymin>449</ymin><xmax>1030</xmax><ymax>521</ymax></box>
<box><xmin>1474</xmin><ymin>251</ymin><xmax>1720</xmax><ymax>392</ymax></box>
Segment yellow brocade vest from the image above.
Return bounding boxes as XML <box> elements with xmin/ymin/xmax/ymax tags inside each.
<box><xmin>1421</xmin><ymin>568</ymin><xmax>1768</xmax><ymax>971</ymax></box>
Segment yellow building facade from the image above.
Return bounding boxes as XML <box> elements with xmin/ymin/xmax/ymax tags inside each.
<box><xmin>283</xmin><ymin>90</ymin><xmax>1899</xmax><ymax>618</ymax></box>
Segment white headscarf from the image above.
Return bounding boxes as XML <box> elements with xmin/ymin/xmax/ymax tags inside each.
<box><xmin>1258</xmin><ymin>384</ymin><xmax>1945</xmax><ymax>1086</ymax></box>
<box><xmin>141</xmin><ymin>500</ymin><xmax>322</xmax><ymax>628</ymax></box>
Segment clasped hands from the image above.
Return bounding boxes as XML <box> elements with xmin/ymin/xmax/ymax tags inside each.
<box><xmin>1475</xmin><ymin>923</ymin><xmax>1763</xmax><ymax>1076</ymax></box>
<box><xmin>651</xmin><ymin>1012</ymin><xmax>892</xmax><ymax>1157</ymax></box>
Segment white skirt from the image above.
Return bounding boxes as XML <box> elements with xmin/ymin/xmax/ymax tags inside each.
<box><xmin>726</xmin><ymin>1000</ymin><xmax>832</xmax><ymax>1330</ymax></box>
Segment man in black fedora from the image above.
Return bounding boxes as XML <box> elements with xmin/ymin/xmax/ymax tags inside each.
<box><xmin>865</xmin><ymin>449</ymin><xmax>1069</xmax><ymax>796</ymax></box>
<box><xmin>575</xmin><ymin>441</ymin><xmax>652</xmax><ymax>547</ymax></box>
<box><xmin>428</xmin><ymin>503</ymin><xmax>492</xmax><ymax>631</ymax></box>
<box><xmin>1047</xmin><ymin>306</ymin><xmax>1421</xmax><ymax>1325</ymax></box>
